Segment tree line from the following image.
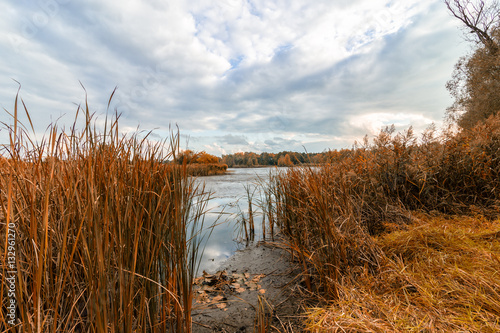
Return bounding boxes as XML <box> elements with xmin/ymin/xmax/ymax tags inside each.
<box><xmin>220</xmin><ymin>151</ymin><xmax>343</xmax><ymax>167</ymax></box>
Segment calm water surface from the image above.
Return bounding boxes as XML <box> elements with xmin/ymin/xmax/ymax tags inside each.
<box><xmin>195</xmin><ymin>167</ymin><xmax>277</xmax><ymax>273</ymax></box>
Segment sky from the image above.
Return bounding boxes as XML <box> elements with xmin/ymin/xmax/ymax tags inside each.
<box><xmin>1</xmin><ymin>0</ymin><xmax>471</xmax><ymax>156</ymax></box>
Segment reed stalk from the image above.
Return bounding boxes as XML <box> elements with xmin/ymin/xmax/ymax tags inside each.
<box><xmin>254</xmin><ymin>295</ymin><xmax>272</xmax><ymax>333</ymax></box>
<box><xmin>245</xmin><ymin>185</ymin><xmax>255</xmax><ymax>242</ymax></box>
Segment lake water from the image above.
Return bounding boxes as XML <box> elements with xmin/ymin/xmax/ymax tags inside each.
<box><xmin>194</xmin><ymin>167</ymin><xmax>278</xmax><ymax>273</ymax></box>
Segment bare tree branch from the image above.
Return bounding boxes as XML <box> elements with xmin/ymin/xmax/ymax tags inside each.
<box><xmin>445</xmin><ymin>0</ymin><xmax>500</xmax><ymax>53</ymax></box>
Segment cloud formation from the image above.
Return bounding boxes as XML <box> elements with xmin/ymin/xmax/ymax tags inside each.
<box><xmin>1</xmin><ymin>0</ymin><xmax>469</xmax><ymax>154</ymax></box>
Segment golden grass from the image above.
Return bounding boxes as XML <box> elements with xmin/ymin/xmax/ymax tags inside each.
<box><xmin>0</xmin><ymin>90</ymin><xmax>209</xmax><ymax>332</ymax></box>
<box><xmin>305</xmin><ymin>213</ymin><xmax>500</xmax><ymax>332</ymax></box>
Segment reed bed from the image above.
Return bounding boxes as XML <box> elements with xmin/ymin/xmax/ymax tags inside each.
<box><xmin>184</xmin><ymin>163</ymin><xmax>227</xmax><ymax>177</ymax></box>
<box><xmin>267</xmin><ymin>114</ymin><xmax>500</xmax><ymax>331</ymax></box>
<box><xmin>327</xmin><ymin>117</ymin><xmax>500</xmax><ymax>217</ymax></box>
<box><xmin>0</xmin><ymin>92</ymin><xmax>209</xmax><ymax>332</ymax></box>
<box><xmin>271</xmin><ymin>166</ymin><xmax>385</xmax><ymax>298</ymax></box>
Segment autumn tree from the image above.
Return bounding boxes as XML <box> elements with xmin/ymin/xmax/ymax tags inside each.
<box><xmin>176</xmin><ymin>149</ymin><xmax>195</xmax><ymax>164</ymax></box>
<box><xmin>176</xmin><ymin>150</ymin><xmax>220</xmax><ymax>164</ymax></box>
<box><xmin>195</xmin><ymin>152</ymin><xmax>219</xmax><ymax>164</ymax></box>
<box><xmin>277</xmin><ymin>154</ymin><xmax>293</xmax><ymax>166</ymax></box>
<box><xmin>445</xmin><ymin>0</ymin><xmax>500</xmax><ymax>128</ymax></box>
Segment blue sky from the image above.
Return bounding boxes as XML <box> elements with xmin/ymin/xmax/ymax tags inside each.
<box><xmin>1</xmin><ymin>0</ymin><xmax>469</xmax><ymax>155</ymax></box>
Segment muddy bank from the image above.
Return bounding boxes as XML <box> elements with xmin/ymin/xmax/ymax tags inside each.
<box><xmin>191</xmin><ymin>241</ymin><xmax>304</xmax><ymax>332</ymax></box>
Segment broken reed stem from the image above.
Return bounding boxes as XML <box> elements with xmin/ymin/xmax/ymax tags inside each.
<box><xmin>261</xmin><ymin>211</ymin><xmax>266</xmax><ymax>241</ymax></box>
<box><xmin>254</xmin><ymin>295</ymin><xmax>272</xmax><ymax>333</ymax></box>
<box><xmin>241</xmin><ymin>213</ymin><xmax>249</xmax><ymax>244</ymax></box>
<box><xmin>266</xmin><ymin>186</ymin><xmax>275</xmax><ymax>242</ymax></box>
<box><xmin>245</xmin><ymin>184</ymin><xmax>256</xmax><ymax>241</ymax></box>
<box><xmin>248</xmin><ymin>196</ymin><xmax>254</xmax><ymax>241</ymax></box>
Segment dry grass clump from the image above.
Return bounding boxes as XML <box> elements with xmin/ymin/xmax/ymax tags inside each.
<box><xmin>305</xmin><ymin>213</ymin><xmax>500</xmax><ymax>332</ymax></box>
<box><xmin>0</xmin><ymin>92</ymin><xmax>208</xmax><ymax>332</ymax></box>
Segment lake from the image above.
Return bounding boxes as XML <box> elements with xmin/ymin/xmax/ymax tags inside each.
<box><xmin>194</xmin><ymin>167</ymin><xmax>278</xmax><ymax>273</ymax></box>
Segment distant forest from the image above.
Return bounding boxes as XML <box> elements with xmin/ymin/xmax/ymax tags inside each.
<box><xmin>220</xmin><ymin>151</ymin><xmax>340</xmax><ymax>167</ymax></box>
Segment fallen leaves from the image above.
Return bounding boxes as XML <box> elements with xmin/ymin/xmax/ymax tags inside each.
<box><xmin>216</xmin><ymin>303</ymin><xmax>227</xmax><ymax>310</ymax></box>
<box><xmin>193</xmin><ymin>270</ymin><xmax>267</xmax><ymax>310</ymax></box>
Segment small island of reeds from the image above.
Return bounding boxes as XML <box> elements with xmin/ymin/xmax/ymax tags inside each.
<box><xmin>175</xmin><ymin>149</ymin><xmax>228</xmax><ymax>176</ymax></box>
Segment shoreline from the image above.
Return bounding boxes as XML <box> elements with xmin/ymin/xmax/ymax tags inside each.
<box><xmin>191</xmin><ymin>241</ymin><xmax>304</xmax><ymax>332</ymax></box>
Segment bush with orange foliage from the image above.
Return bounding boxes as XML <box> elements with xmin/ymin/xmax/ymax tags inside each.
<box><xmin>194</xmin><ymin>152</ymin><xmax>219</xmax><ymax>164</ymax></box>
<box><xmin>175</xmin><ymin>150</ymin><xmax>227</xmax><ymax>175</ymax></box>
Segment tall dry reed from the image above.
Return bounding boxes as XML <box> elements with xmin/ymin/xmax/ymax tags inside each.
<box><xmin>270</xmin><ymin>166</ymin><xmax>384</xmax><ymax>298</ymax></box>
<box><xmin>0</xmin><ymin>90</ymin><xmax>208</xmax><ymax>332</ymax></box>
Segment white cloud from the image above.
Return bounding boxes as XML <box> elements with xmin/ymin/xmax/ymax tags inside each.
<box><xmin>346</xmin><ymin>112</ymin><xmax>435</xmax><ymax>137</ymax></box>
<box><xmin>0</xmin><ymin>0</ymin><xmax>469</xmax><ymax>155</ymax></box>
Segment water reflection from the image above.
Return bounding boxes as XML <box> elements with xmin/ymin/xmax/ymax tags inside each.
<box><xmin>194</xmin><ymin>167</ymin><xmax>276</xmax><ymax>273</ymax></box>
